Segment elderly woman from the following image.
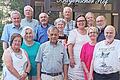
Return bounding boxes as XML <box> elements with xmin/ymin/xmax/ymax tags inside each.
<box><xmin>54</xmin><ymin>18</ymin><xmax>67</xmax><ymax>47</ymax></box>
<box><xmin>21</xmin><ymin>26</ymin><xmax>40</xmax><ymax>80</ymax></box>
<box><xmin>2</xmin><ymin>33</ymin><xmax>31</xmax><ymax>80</ymax></box>
<box><xmin>80</xmin><ymin>27</ymin><xmax>98</xmax><ymax>80</ymax></box>
<box><xmin>67</xmin><ymin>15</ymin><xmax>90</xmax><ymax>80</ymax></box>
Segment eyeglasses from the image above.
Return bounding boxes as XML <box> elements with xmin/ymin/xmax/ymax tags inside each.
<box><xmin>96</xmin><ymin>20</ymin><xmax>104</xmax><ymax>22</ymax></box>
<box><xmin>88</xmin><ymin>32</ymin><xmax>97</xmax><ymax>35</ymax></box>
<box><xmin>77</xmin><ymin>20</ymin><xmax>86</xmax><ymax>22</ymax></box>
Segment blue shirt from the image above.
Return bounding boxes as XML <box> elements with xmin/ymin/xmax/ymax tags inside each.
<box><xmin>21</xmin><ymin>18</ymin><xmax>39</xmax><ymax>37</ymax></box>
<box><xmin>35</xmin><ymin>24</ymin><xmax>52</xmax><ymax>44</ymax></box>
<box><xmin>1</xmin><ymin>23</ymin><xmax>22</xmax><ymax>44</ymax></box>
<box><xmin>35</xmin><ymin>41</ymin><xmax>69</xmax><ymax>73</ymax></box>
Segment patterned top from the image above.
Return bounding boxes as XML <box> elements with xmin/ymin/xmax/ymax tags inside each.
<box><xmin>64</xmin><ymin>20</ymin><xmax>75</xmax><ymax>36</ymax></box>
<box><xmin>93</xmin><ymin>39</ymin><xmax>120</xmax><ymax>74</ymax></box>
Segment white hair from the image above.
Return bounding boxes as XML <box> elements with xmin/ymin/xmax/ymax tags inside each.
<box><xmin>10</xmin><ymin>10</ymin><xmax>21</xmax><ymax>19</ymax></box>
<box><xmin>54</xmin><ymin>18</ymin><xmax>66</xmax><ymax>26</ymax></box>
<box><xmin>39</xmin><ymin>13</ymin><xmax>49</xmax><ymax>19</ymax></box>
<box><xmin>24</xmin><ymin>5</ymin><xmax>33</xmax><ymax>12</ymax></box>
<box><xmin>63</xmin><ymin>7</ymin><xmax>72</xmax><ymax>13</ymax></box>
<box><xmin>21</xmin><ymin>26</ymin><xmax>34</xmax><ymax>38</ymax></box>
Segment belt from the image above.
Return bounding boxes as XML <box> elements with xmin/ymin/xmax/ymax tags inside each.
<box><xmin>41</xmin><ymin>72</ymin><xmax>62</xmax><ymax>76</ymax></box>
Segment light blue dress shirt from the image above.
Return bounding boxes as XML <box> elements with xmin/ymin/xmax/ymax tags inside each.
<box><xmin>35</xmin><ymin>41</ymin><xmax>69</xmax><ymax>73</ymax></box>
<box><xmin>21</xmin><ymin>18</ymin><xmax>39</xmax><ymax>37</ymax></box>
<box><xmin>1</xmin><ymin>23</ymin><xmax>22</xmax><ymax>44</ymax></box>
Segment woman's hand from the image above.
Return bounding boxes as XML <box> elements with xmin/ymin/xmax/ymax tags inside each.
<box><xmin>88</xmin><ymin>73</ymin><xmax>93</xmax><ymax>80</ymax></box>
<box><xmin>70</xmin><ymin>58</ymin><xmax>76</xmax><ymax>68</ymax></box>
<box><xmin>20</xmin><ymin>72</ymin><xmax>27</xmax><ymax>80</ymax></box>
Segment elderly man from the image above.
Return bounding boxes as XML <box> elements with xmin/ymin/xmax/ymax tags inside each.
<box><xmin>63</xmin><ymin>7</ymin><xmax>75</xmax><ymax>36</ymax></box>
<box><xmin>1</xmin><ymin>10</ymin><xmax>22</xmax><ymax>50</ymax></box>
<box><xmin>85</xmin><ymin>12</ymin><xmax>95</xmax><ymax>27</ymax></box>
<box><xmin>35</xmin><ymin>12</ymin><xmax>53</xmax><ymax>44</ymax></box>
<box><xmin>21</xmin><ymin>5</ymin><xmax>39</xmax><ymax>36</ymax></box>
<box><xmin>96</xmin><ymin>15</ymin><xmax>107</xmax><ymax>42</ymax></box>
<box><xmin>89</xmin><ymin>25</ymin><xmax>120</xmax><ymax>80</ymax></box>
<box><xmin>35</xmin><ymin>27</ymin><xmax>69</xmax><ymax>80</ymax></box>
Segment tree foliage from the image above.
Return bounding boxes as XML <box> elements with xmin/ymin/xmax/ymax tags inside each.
<box><xmin>10</xmin><ymin>0</ymin><xmax>24</xmax><ymax>18</ymax></box>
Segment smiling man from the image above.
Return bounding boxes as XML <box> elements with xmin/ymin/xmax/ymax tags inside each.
<box><xmin>89</xmin><ymin>25</ymin><xmax>120</xmax><ymax>80</ymax></box>
<box><xmin>1</xmin><ymin>10</ymin><xmax>22</xmax><ymax>50</ymax></box>
<box><xmin>35</xmin><ymin>27</ymin><xmax>69</xmax><ymax>80</ymax></box>
<box><xmin>35</xmin><ymin>13</ymin><xmax>53</xmax><ymax>44</ymax></box>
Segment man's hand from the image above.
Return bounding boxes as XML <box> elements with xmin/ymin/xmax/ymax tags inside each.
<box><xmin>70</xmin><ymin>58</ymin><xmax>76</xmax><ymax>68</ymax></box>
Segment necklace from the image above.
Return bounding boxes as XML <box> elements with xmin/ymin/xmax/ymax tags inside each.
<box><xmin>15</xmin><ymin>53</ymin><xmax>23</xmax><ymax>59</ymax></box>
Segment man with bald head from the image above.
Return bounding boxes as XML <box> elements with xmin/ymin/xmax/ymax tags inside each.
<box><xmin>35</xmin><ymin>13</ymin><xmax>53</xmax><ymax>44</ymax></box>
<box><xmin>63</xmin><ymin>7</ymin><xmax>75</xmax><ymax>36</ymax></box>
<box><xmin>89</xmin><ymin>25</ymin><xmax>120</xmax><ymax>80</ymax></box>
<box><xmin>96</xmin><ymin>15</ymin><xmax>107</xmax><ymax>42</ymax></box>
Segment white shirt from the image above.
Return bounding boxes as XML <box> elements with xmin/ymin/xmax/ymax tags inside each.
<box><xmin>93</xmin><ymin>39</ymin><xmax>120</xmax><ymax>74</ymax></box>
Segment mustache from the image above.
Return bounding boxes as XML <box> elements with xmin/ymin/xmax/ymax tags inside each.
<box><xmin>41</xmin><ymin>19</ymin><xmax>47</xmax><ymax>22</ymax></box>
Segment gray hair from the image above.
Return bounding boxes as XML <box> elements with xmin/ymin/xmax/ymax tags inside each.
<box><xmin>10</xmin><ymin>10</ymin><xmax>21</xmax><ymax>19</ymax></box>
<box><xmin>24</xmin><ymin>5</ymin><xmax>33</xmax><ymax>12</ymax></box>
<box><xmin>39</xmin><ymin>13</ymin><xmax>49</xmax><ymax>19</ymax></box>
<box><xmin>21</xmin><ymin>26</ymin><xmax>34</xmax><ymax>38</ymax></box>
<box><xmin>47</xmin><ymin>26</ymin><xmax>59</xmax><ymax>35</ymax></box>
<box><xmin>63</xmin><ymin>7</ymin><xmax>72</xmax><ymax>13</ymax></box>
<box><xmin>54</xmin><ymin>18</ymin><xmax>66</xmax><ymax>26</ymax></box>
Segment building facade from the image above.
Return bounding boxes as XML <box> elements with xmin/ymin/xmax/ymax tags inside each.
<box><xmin>24</xmin><ymin>0</ymin><xmax>120</xmax><ymax>37</ymax></box>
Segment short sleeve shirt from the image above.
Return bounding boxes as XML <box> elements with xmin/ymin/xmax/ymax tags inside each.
<box><xmin>93</xmin><ymin>39</ymin><xmax>120</xmax><ymax>74</ymax></box>
<box><xmin>35</xmin><ymin>41</ymin><xmax>69</xmax><ymax>73</ymax></box>
<box><xmin>1</xmin><ymin>23</ymin><xmax>22</xmax><ymax>44</ymax></box>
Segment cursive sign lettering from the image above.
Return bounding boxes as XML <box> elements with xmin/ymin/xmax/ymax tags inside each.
<box><xmin>57</xmin><ymin>0</ymin><xmax>109</xmax><ymax>6</ymax></box>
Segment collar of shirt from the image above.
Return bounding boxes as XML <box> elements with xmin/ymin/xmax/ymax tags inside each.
<box><xmin>48</xmin><ymin>41</ymin><xmax>60</xmax><ymax>47</ymax></box>
<box><xmin>12</xmin><ymin>23</ymin><xmax>22</xmax><ymax>30</ymax></box>
<box><xmin>25</xmin><ymin>17</ymin><xmax>33</xmax><ymax>22</ymax></box>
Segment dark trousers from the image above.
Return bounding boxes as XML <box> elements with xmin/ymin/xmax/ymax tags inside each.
<box><xmin>93</xmin><ymin>71</ymin><xmax>119</xmax><ymax>80</ymax></box>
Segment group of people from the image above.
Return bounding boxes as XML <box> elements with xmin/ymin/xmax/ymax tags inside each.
<box><xmin>1</xmin><ymin>5</ymin><xmax>120</xmax><ymax>80</ymax></box>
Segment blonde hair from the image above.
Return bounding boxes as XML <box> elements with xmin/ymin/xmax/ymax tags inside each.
<box><xmin>88</xmin><ymin>27</ymin><xmax>99</xmax><ymax>35</ymax></box>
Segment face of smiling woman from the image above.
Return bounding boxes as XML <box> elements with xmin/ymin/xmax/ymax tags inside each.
<box><xmin>24</xmin><ymin>28</ymin><xmax>34</xmax><ymax>42</ymax></box>
<box><xmin>11</xmin><ymin>36</ymin><xmax>22</xmax><ymax>51</ymax></box>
